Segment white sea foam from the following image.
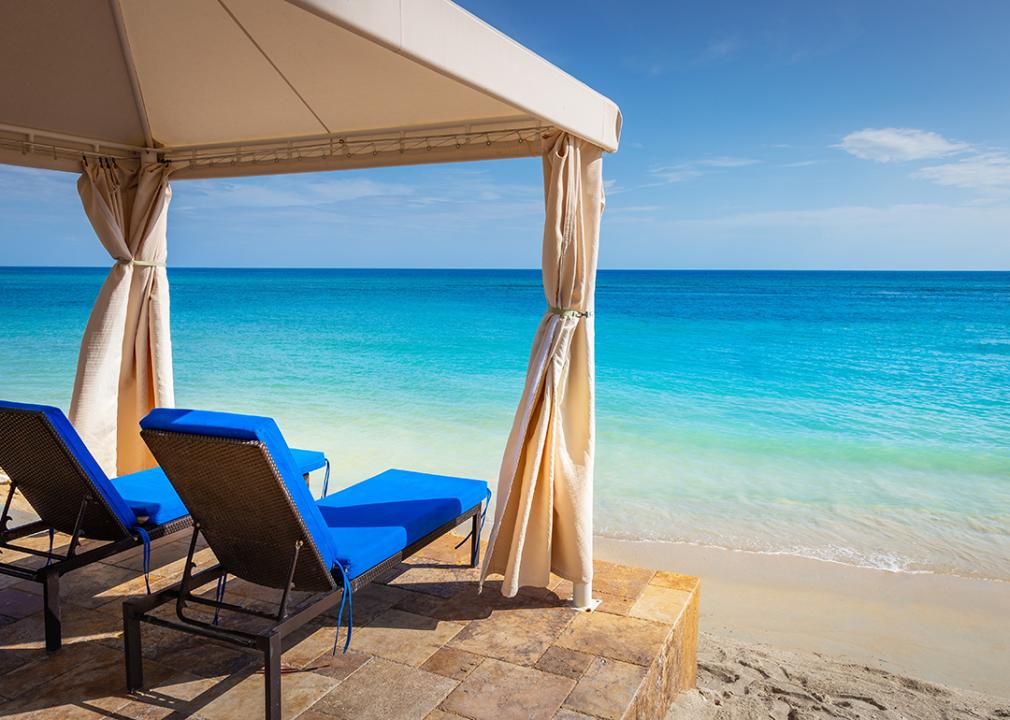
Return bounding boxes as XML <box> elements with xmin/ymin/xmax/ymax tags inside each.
<box><xmin>592</xmin><ymin>532</ymin><xmax>1000</xmax><ymax>579</ymax></box>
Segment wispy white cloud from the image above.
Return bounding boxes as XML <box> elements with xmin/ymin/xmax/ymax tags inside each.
<box><xmin>0</xmin><ymin>165</ymin><xmax>77</xmax><ymax>200</ymax></box>
<box><xmin>837</xmin><ymin>127</ymin><xmax>1010</xmax><ymax>196</ymax></box>
<box><xmin>650</xmin><ymin>156</ymin><xmax>759</xmax><ymax>183</ymax></box>
<box><xmin>698</xmin><ymin>36</ymin><xmax>742</xmax><ymax>64</ymax></box>
<box><xmin>602</xmin><ymin>177</ymin><xmax>635</xmax><ymax>198</ymax></box>
<box><xmin>622</xmin><ymin>35</ymin><xmax>741</xmax><ymax>77</ymax></box>
<box><xmin>913</xmin><ymin>152</ymin><xmax>1010</xmax><ymax>191</ymax></box>
<box><xmin>608</xmin><ymin>204</ymin><xmax>662</xmax><ymax>214</ymax></box>
<box><xmin>621</xmin><ymin>50</ymin><xmax>669</xmax><ymax>77</ymax></box>
<box><xmin>838</xmin><ymin>128</ymin><xmax>970</xmax><ymax>163</ymax></box>
<box><xmin>650</xmin><ymin>166</ymin><xmax>704</xmax><ymax>184</ymax></box>
<box><xmin>0</xmin><ymin>165</ymin><xmax>85</xmax><ymax>226</ymax></box>
<box><xmin>782</xmin><ymin>160</ymin><xmax>818</xmax><ymax>168</ymax></box>
<box><xmin>699</xmin><ymin>156</ymin><xmax>759</xmax><ymax>168</ymax></box>
<box><xmin>667</xmin><ymin>203</ymin><xmax>1010</xmax><ymax>231</ymax></box>
<box><xmin>171</xmin><ymin>168</ymin><xmax>544</xmax><ymax>238</ymax></box>
<box><xmin>178</xmin><ymin>177</ymin><xmax>414</xmax><ymax>210</ymax></box>
<box><xmin>619</xmin><ymin>202</ymin><xmax>1010</xmax><ymax>269</ymax></box>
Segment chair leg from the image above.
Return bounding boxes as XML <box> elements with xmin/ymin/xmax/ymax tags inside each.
<box><xmin>124</xmin><ymin>603</ymin><xmax>145</xmax><ymax>691</ymax></box>
<box><xmin>470</xmin><ymin>513</ymin><xmax>480</xmax><ymax>568</ymax></box>
<box><xmin>264</xmin><ymin>633</ymin><xmax>282</xmax><ymax>720</ymax></box>
<box><xmin>41</xmin><ymin>567</ymin><xmax>61</xmax><ymax>652</ymax></box>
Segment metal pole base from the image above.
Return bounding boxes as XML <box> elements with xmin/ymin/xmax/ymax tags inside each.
<box><xmin>571</xmin><ymin>580</ymin><xmax>601</xmax><ymax>612</ymax></box>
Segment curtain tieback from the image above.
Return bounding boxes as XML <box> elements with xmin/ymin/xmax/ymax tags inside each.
<box><xmin>547</xmin><ymin>306</ymin><xmax>591</xmax><ymax>318</ymax></box>
<box><xmin>116</xmin><ymin>259</ymin><xmax>165</xmax><ymax>268</ymax></box>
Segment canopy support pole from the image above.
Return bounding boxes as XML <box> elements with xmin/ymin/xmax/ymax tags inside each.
<box><xmin>572</xmin><ymin>581</ymin><xmax>601</xmax><ymax>612</ymax></box>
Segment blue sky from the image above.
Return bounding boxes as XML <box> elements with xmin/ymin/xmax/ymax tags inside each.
<box><xmin>2</xmin><ymin>0</ymin><xmax>1009</xmax><ymax>269</ymax></box>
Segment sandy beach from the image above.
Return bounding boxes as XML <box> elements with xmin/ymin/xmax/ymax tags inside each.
<box><xmin>597</xmin><ymin>536</ymin><xmax>1010</xmax><ymax>716</ymax></box>
<box><xmin>671</xmin><ymin>633</ymin><xmax>1009</xmax><ymax>720</ymax></box>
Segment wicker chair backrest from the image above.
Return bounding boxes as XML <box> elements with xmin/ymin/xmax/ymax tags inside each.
<box><xmin>0</xmin><ymin>406</ymin><xmax>129</xmax><ymax>540</ymax></box>
<box><xmin>141</xmin><ymin>428</ymin><xmax>337</xmax><ymax>592</ymax></box>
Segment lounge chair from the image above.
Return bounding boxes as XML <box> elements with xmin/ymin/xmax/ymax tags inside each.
<box><xmin>0</xmin><ymin>400</ymin><xmax>329</xmax><ymax>652</ymax></box>
<box><xmin>126</xmin><ymin>408</ymin><xmax>490</xmax><ymax>720</ymax></box>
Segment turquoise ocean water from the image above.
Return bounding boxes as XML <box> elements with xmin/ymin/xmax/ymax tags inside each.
<box><xmin>1</xmin><ymin>268</ymin><xmax>1008</xmax><ymax>581</ymax></box>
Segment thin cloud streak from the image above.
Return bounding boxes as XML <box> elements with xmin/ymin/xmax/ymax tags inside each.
<box><xmin>838</xmin><ymin>128</ymin><xmax>970</xmax><ymax>163</ymax></box>
<box><xmin>176</xmin><ymin>178</ymin><xmax>415</xmax><ymax>210</ymax></box>
<box><xmin>650</xmin><ymin>156</ymin><xmax>759</xmax><ymax>184</ymax></box>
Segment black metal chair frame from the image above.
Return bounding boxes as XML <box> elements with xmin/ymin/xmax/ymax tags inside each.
<box><xmin>123</xmin><ymin>502</ymin><xmax>482</xmax><ymax>720</ymax></box>
<box><xmin>0</xmin><ymin>480</ymin><xmax>191</xmax><ymax>651</ymax></box>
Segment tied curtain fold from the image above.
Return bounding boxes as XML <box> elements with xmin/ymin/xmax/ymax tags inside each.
<box><xmin>70</xmin><ymin>160</ymin><xmax>174</xmax><ymax>477</ymax></box>
<box><xmin>482</xmin><ymin>133</ymin><xmax>605</xmax><ymax>596</ymax></box>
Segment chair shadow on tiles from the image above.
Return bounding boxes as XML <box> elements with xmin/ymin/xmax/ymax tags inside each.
<box><xmin>0</xmin><ymin>530</ymin><xmax>259</xmax><ymax>718</ymax></box>
<box><xmin>0</xmin><ymin>525</ymin><xmax>570</xmax><ymax>719</ymax></box>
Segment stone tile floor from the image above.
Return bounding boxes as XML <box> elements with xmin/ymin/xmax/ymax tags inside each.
<box><xmin>0</xmin><ymin>502</ymin><xmax>698</xmax><ymax>720</ymax></box>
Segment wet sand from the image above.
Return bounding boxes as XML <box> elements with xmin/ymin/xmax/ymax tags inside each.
<box><xmin>596</xmin><ymin>535</ymin><xmax>1010</xmax><ymax>711</ymax></box>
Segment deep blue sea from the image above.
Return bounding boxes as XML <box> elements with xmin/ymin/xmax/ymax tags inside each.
<box><xmin>2</xmin><ymin>268</ymin><xmax>1008</xmax><ymax>581</ymax></box>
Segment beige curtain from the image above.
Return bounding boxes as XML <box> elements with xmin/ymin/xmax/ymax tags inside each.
<box><xmin>481</xmin><ymin>133</ymin><xmax>605</xmax><ymax>596</ymax></box>
<box><xmin>70</xmin><ymin>160</ymin><xmax>174</xmax><ymax>477</ymax></box>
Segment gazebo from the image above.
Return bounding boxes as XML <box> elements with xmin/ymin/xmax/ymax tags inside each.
<box><xmin>0</xmin><ymin>0</ymin><xmax>621</xmax><ymax>608</ymax></box>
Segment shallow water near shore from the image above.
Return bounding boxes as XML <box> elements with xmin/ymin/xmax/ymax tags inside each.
<box><xmin>1</xmin><ymin>267</ymin><xmax>1008</xmax><ymax>582</ymax></box>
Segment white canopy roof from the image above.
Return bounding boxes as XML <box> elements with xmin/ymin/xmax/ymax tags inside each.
<box><xmin>0</xmin><ymin>0</ymin><xmax>621</xmax><ymax>179</ymax></box>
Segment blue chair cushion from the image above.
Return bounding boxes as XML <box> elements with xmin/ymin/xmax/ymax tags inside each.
<box><xmin>0</xmin><ymin>400</ymin><xmax>137</xmax><ymax>531</ymax></box>
<box><xmin>110</xmin><ymin>467</ymin><xmax>188</xmax><ymax>527</ymax></box>
<box><xmin>111</xmin><ymin>450</ymin><xmax>323</xmax><ymax>527</ymax></box>
<box><xmin>290</xmin><ymin>448</ymin><xmax>327</xmax><ymax>475</ymax></box>
<box><xmin>140</xmin><ymin>408</ymin><xmax>339</xmax><ymax>568</ymax></box>
<box><xmin>315</xmin><ymin>468</ymin><xmax>489</xmax><ymax>580</ymax></box>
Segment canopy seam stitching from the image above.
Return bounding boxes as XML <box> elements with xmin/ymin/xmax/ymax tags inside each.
<box><xmin>216</xmin><ymin>0</ymin><xmax>332</xmax><ymax>135</ymax></box>
<box><xmin>108</xmin><ymin>0</ymin><xmax>154</xmax><ymax>148</ymax></box>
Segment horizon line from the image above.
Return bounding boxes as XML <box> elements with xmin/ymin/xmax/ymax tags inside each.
<box><xmin>1</xmin><ymin>265</ymin><xmax>1008</xmax><ymax>273</ymax></box>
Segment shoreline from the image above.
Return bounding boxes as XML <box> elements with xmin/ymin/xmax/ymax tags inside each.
<box><xmin>595</xmin><ymin>535</ymin><xmax>1010</xmax><ymax>699</ymax></box>
<box><xmin>596</xmin><ymin>530</ymin><xmax>1010</xmax><ymax>584</ymax></box>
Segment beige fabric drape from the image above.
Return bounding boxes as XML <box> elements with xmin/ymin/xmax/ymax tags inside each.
<box><xmin>482</xmin><ymin>133</ymin><xmax>605</xmax><ymax>596</ymax></box>
<box><xmin>70</xmin><ymin>160</ymin><xmax>174</xmax><ymax>477</ymax></box>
